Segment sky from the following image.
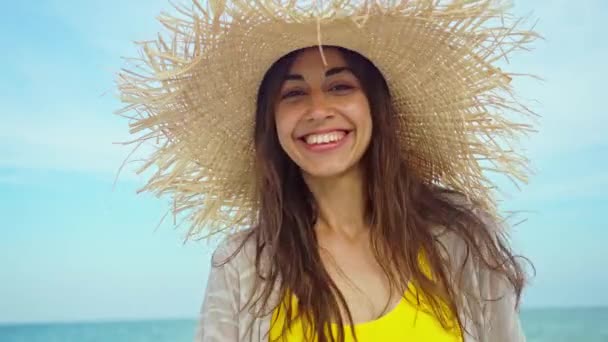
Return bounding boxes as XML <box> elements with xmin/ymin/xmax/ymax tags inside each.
<box><xmin>0</xmin><ymin>0</ymin><xmax>607</xmax><ymax>324</ymax></box>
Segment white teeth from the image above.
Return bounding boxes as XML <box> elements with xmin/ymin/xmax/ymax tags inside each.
<box><xmin>304</xmin><ymin>131</ymin><xmax>346</xmax><ymax>145</ymax></box>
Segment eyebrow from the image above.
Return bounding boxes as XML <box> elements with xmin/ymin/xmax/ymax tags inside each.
<box><xmin>284</xmin><ymin>66</ymin><xmax>353</xmax><ymax>81</ymax></box>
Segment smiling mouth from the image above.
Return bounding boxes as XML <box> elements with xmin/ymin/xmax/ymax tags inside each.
<box><xmin>301</xmin><ymin>130</ymin><xmax>350</xmax><ymax>145</ymax></box>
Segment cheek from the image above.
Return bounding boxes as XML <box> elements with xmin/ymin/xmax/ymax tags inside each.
<box><xmin>351</xmin><ymin>101</ymin><xmax>373</xmax><ymax>152</ymax></box>
<box><xmin>360</xmin><ymin>113</ymin><xmax>373</xmax><ymax>148</ymax></box>
<box><xmin>274</xmin><ymin>110</ymin><xmax>296</xmax><ymax>147</ymax></box>
<box><xmin>349</xmin><ymin>98</ymin><xmax>372</xmax><ymax>135</ymax></box>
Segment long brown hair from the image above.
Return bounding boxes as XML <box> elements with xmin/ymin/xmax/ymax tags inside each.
<box><xmin>235</xmin><ymin>46</ymin><xmax>527</xmax><ymax>342</ymax></box>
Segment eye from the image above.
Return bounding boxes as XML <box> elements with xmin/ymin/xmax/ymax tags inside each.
<box><xmin>329</xmin><ymin>84</ymin><xmax>354</xmax><ymax>93</ymax></box>
<box><xmin>280</xmin><ymin>89</ymin><xmax>306</xmax><ymax>100</ymax></box>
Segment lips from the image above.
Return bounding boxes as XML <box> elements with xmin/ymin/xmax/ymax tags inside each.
<box><xmin>298</xmin><ymin>129</ymin><xmax>351</xmax><ymax>143</ymax></box>
<box><xmin>296</xmin><ymin>129</ymin><xmax>353</xmax><ymax>152</ymax></box>
<box><xmin>303</xmin><ymin>130</ymin><xmax>347</xmax><ymax>145</ymax></box>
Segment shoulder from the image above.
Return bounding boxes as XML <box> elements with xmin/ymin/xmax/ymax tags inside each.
<box><xmin>211</xmin><ymin>228</ymin><xmax>259</xmax><ymax>271</ymax></box>
<box><xmin>211</xmin><ymin>228</ymin><xmax>255</xmax><ymax>265</ymax></box>
<box><xmin>431</xmin><ymin>191</ymin><xmax>515</xmax><ymax>304</ymax></box>
<box><xmin>432</xmin><ymin>194</ymin><xmax>525</xmax><ymax>340</ymax></box>
<box><xmin>208</xmin><ymin>228</ymin><xmax>280</xmax><ymax>317</ymax></box>
<box><xmin>433</xmin><ymin>190</ymin><xmax>505</xmax><ymax>247</ymax></box>
<box><xmin>198</xmin><ymin>229</ymin><xmax>261</xmax><ymax>341</ymax></box>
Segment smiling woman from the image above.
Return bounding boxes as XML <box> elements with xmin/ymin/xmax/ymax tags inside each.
<box><xmin>249</xmin><ymin>44</ymin><xmax>508</xmax><ymax>342</ymax></box>
<box><xmin>115</xmin><ymin>0</ymin><xmax>541</xmax><ymax>341</ymax></box>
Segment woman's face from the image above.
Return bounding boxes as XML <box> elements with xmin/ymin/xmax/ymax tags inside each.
<box><xmin>273</xmin><ymin>47</ymin><xmax>372</xmax><ymax>178</ymax></box>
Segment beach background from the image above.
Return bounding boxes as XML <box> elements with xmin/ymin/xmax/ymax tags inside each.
<box><xmin>2</xmin><ymin>308</ymin><xmax>608</xmax><ymax>342</ymax></box>
<box><xmin>1</xmin><ymin>0</ymin><xmax>607</xmax><ymax>341</ymax></box>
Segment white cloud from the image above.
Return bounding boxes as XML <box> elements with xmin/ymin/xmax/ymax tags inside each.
<box><xmin>0</xmin><ymin>113</ymin><xmax>142</xmax><ymax>178</ymax></box>
<box><xmin>0</xmin><ymin>0</ymin><xmax>168</xmax><ymax>180</ymax></box>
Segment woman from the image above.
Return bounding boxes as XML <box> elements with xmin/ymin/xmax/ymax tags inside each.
<box><xmin>116</xmin><ymin>1</ymin><xmax>539</xmax><ymax>341</ymax></box>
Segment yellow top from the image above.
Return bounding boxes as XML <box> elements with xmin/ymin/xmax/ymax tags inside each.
<box><xmin>268</xmin><ymin>282</ymin><xmax>462</xmax><ymax>342</ymax></box>
<box><xmin>269</xmin><ymin>253</ymin><xmax>462</xmax><ymax>341</ymax></box>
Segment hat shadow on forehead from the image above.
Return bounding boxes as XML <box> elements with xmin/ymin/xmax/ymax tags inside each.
<box><xmin>116</xmin><ymin>0</ymin><xmax>540</xmax><ymax>238</ymax></box>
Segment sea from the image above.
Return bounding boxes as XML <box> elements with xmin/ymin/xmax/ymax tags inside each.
<box><xmin>1</xmin><ymin>307</ymin><xmax>607</xmax><ymax>342</ymax></box>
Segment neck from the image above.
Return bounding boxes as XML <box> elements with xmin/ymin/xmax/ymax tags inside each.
<box><xmin>303</xmin><ymin>166</ymin><xmax>368</xmax><ymax>240</ymax></box>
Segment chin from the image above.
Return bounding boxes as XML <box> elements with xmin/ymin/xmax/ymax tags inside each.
<box><xmin>300</xmin><ymin>162</ymin><xmax>356</xmax><ymax>179</ymax></box>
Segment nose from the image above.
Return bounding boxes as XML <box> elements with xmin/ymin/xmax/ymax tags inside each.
<box><xmin>304</xmin><ymin>90</ymin><xmax>335</xmax><ymax>122</ymax></box>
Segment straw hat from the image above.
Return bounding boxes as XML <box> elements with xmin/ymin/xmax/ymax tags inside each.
<box><xmin>115</xmin><ymin>0</ymin><xmax>539</xmax><ymax>239</ymax></box>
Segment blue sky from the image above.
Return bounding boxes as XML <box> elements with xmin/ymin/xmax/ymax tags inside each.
<box><xmin>0</xmin><ymin>0</ymin><xmax>606</xmax><ymax>324</ymax></box>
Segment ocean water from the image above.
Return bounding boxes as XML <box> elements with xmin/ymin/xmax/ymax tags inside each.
<box><xmin>520</xmin><ymin>307</ymin><xmax>608</xmax><ymax>342</ymax></box>
<box><xmin>1</xmin><ymin>308</ymin><xmax>607</xmax><ymax>341</ymax></box>
<box><xmin>0</xmin><ymin>320</ymin><xmax>196</xmax><ymax>342</ymax></box>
